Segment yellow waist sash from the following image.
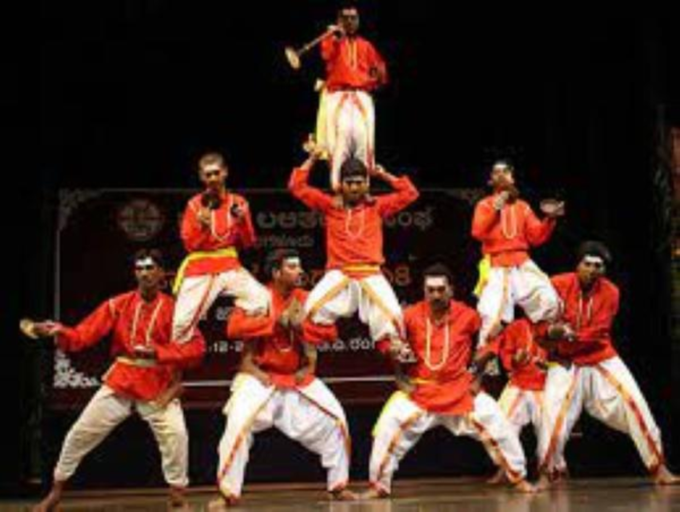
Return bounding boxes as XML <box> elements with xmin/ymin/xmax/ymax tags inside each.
<box><xmin>116</xmin><ymin>356</ymin><xmax>158</xmax><ymax>368</ymax></box>
<box><xmin>173</xmin><ymin>247</ymin><xmax>239</xmax><ymax>294</ymax></box>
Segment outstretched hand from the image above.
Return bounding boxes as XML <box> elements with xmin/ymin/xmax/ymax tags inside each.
<box><xmin>21</xmin><ymin>319</ymin><xmax>61</xmax><ymax>339</ymax></box>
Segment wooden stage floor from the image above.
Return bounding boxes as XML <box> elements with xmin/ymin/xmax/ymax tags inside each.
<box><xmin>2</xmin><ymin>477</ymin><xmax>679</xmax><ymax>511</ymax></box>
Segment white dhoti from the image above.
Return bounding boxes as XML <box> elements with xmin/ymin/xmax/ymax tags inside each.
<box><xmin>53</xmin><ymin>385</ymin><xmax>189</xmax><ymax>487</ymax></box>
<box><xmin>216</xmin><ymin>373</ymin><xmax>351</xmax><ymax>500</ymax></box>
<box><xmin>304</xmin><ymin>270</ymin><xmax>403</xmax><ymax>343</ymax></box>
<box><xmin>538</xmin><ymin>356</ymin><xmax>664</xmax><ymax>475</ymax></box>
<box><xmin>498</xmin><ymin>383</ymin><xmax>567</xmax><ymax>471</ymax></box>
<box><xmin>477</xmin><ymin>259</ymin><xmax>559</xmax><ymax>347</ymax></box>
<box><xmin>368</xmin><ymin>391</ymin><xmax>527</xmax><ymax>495</ymax></box>
<box><xmin>173</xmin><ymin>268</ymin><xmax>270</xmax><ymax>343</ymax></box>
<box><xmin>320</xmin><ymin>90</ymin><xmax>375</xmax><ymax>191</ymax></box>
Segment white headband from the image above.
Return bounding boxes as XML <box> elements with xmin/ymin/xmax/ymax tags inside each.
<box><xmin>583</xmin><ymin>255</ymin><xmax>605</xmax><ymax>265</ymax></box>
<box><xmin>425</xmin><ymin>276</ymin><xmax>448</xmax><ymax>288</ymax></box>
<box><xmin>135</xmin><ymin>256</ymin><xmax>156</xmax><ymax>267</ymax></box>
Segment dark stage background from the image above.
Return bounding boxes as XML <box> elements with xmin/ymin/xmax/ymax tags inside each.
<box><xmin>5</xmin><ymin>1</ymin><xmax>680</xmax><ymax>497</ymax></box>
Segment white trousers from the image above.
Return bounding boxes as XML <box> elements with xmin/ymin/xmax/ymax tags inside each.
<box><xmin>53</xmin><ymin>385</ymin><xmax>189</xmax><ymax>487</ymax></box>
<box><xmin>498</xmin><ymin>383</ymin><xmax>567</xmax><ymax>471</ymax></box>
<box><xmin>477</xmin><ymin>259</ymin><xmax>559</xmax><ymax>347</ymax></box>
<box><xmin>173</xmin><ymin>268</ymin><xmax>269</xmax><ymax>343</ymax></box>
<box><xmin>216</xmin><ymin>373</ymin><xmax>351</xmax><ymax>499</ymax></box>
<box><xmin>368</xmin><ymin>391</ymin><xmax>527</xmax><ymax>494</ymax></box>
<box><xmin>304</xmin><ymin>270</ymin><xmax>403</xmax><ymax>343</ymax></box>
<box><xmin>320</xmin><ymin>90</ymin><xmax>375</xmax><ymax>191</ymax></box>
<box><xmin>538</xmin><ymin>356</ymin><xmax>664</xmax><ymax>474</ymax></box>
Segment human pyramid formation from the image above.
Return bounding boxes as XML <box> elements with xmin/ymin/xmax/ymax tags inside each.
<box><xmin>25</xmin><ymin>3</ymin><xmax>679</xmax><ymax>511</ymax></box>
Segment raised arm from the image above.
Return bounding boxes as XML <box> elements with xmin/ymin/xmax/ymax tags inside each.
<box><xmin>288</xmin><ymin>154</ymin><xmax>335</xmax><ymax>212</ymax></box>
<box><xmin>373</xmin><ymin>165</ymin><xmax>419</xmax><ymax>218</ymax></box>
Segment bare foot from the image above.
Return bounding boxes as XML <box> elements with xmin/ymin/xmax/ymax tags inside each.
<box><xmin>512</xmin><ymin>479</ymin><xmax>537</xmax><ymax>494</ymax></box>
<box><xmin>168</xmin><ymin>486</ymin><xmax>188</xmax><ymax>509</ymax></box>
<box><xmin>551</xmin><ymin>467</ymin><xmax>569</xmax><ymax>486</ymax></box>
<box><xmin>535</xmin><ymin>473</ymin><xmax>552</xmax><ymax>491</ymax></box>
<box><xmin>359</xmin><ymin>487</ymin><xmax>389</xmax><ymax>500</ymax></box>
<box><xmin>33</xmin><ymin>493</ymin><xmax>60</xmax><ymax>512</ymax></box>
<box><xmin>33</xmin><ymin>481</ymin><xmax>64</xmax><ymax>512</ymax></box>
<box><xmin>207</xmin><ymin>495</ymin><xmax>238</xmax><ymax>511</ymax></box>
<box><xmin>487</xmin><ymin>468</ymin><xmax>507</xmax><ymax>485</ymax></box>
<box><xmin>329</xmin><ymin>488</ymin><xmax>358</xmax><ymax>501</ymax></box>
<box><xmin>654</xmin><ymin>465</ymin><xmax>680</xmax><ymax>485</ymax></box>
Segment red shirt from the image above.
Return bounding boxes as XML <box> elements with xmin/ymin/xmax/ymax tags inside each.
<box><xmin>180</xmin><ymin>191</ymin><xmax>256</xmax><ymax>277</ymax></box>
<box><xmin>403</xmin><ymin>300</ymin><xmax>481</xmax><ymax>415</ymax></box>
<box><xmin>288</xmin><ymin>167</ymin><xmax>418</xmax><ymax>275</ymax></box>
<box><xmin>56</xmin><ymin>291</ymin><xmax>205</xmax><ymax>401</ymax></box>
<box><xmin>543</xmin><ymin>273</ymin><xmax>619</xmax><ymax>365</ymax></box>
<box><xmin>486</xmin><ymin>319</ymin><xmax>547</xmax><ymax>390</ymax></box>
<box><xmin>227</xmin><ymin>286</ymin><xmax>338</xmax><ymax>388</ymax></box>
<box><xmin>471</xmin><ymin>195</ymin><xmax>555</xmax><ymax>267</ymax></box>
<box><xmin>321</xmin><ymin>35</ymin><xmax>387</xmax><ymax>92</ymax></box>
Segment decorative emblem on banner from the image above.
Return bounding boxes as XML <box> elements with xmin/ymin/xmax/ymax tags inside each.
<box><xmin>59</xmin><ymin>189</ymin><xmax>102</xmax><ymax>232</ymax></box>
<box><xmin>117</xmin><ymin>198</ymin><xmax>165</xmax><ymax>241</ymax></box>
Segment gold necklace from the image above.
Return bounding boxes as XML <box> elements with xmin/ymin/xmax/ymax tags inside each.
<box><xmin>344</xmin><ymin>207</ymin><xmax>366</xmax><ymax>240</ymax></box>
<box><xmin>424</xmin><ymin>317</ymin><xmax>450</xmax><ymax>371</ymax></box>
<box><xmin>210</xmin><ymin>195</ymin><xmax>233</xmax><ymax>242</ymax></box>
<box><xmin>347</xmin><ymin>39</ymin><xmax>358</xmax><ymax>69</ymax></box>
<box><xmin>501</xmin><ymin>204</ymin><xmax>518</xmax><ymax>239</ymax></box>
<box><xmin>130</xmin><ymin>297</ymin><xmax>163</xmax><ymax>348</ymax></box>
<box><xmin>576</xmin><ymin>293</ymin><xmax>594</xmax><ymax>330</ymax></box>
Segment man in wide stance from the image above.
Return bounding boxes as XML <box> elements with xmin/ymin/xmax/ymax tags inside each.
<box><xmin>536</xmin><ymin>241</ymin><xmax>680</xmax><ymax>486</ymax></box>
<box><xmin>31</xmin><ymin>249</ymin><xmax>205</xmax><ymax>511</ymax></box>
<box><xmin>209</xmin><ymin>249</ymin><xmax>355</xmax><ymax>510</ymax></box>
<box><xmin>363</xmin><ymin>264</ymin><xmax>535</xmax><ymax>498</ymax></box>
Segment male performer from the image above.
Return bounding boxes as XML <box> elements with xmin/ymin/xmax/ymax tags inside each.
<box><xmin>316</xmin><ymin>3</ymin><xmax>387</xmax><ymax>191</ymax></box>
<box><xmin>479</xmin><ymin>318</ymin><xmax>567</xmax><ymax>482</ymax></box>
<box><xmin>173</xmin><ymin>152</ymin><xmax>269</xmax><ymax>344</ymax></box>
<box><xmin>289</xmin><ymin>148</ymin><xmax>418</xmax><ymax>363</ymax></box>
<box><xmin>536</xmin><ymin>241</ymin><xmax>680</xmax><ymax>486</ymax></box>
<box><xmin>471</xmin><ymin>159</ymin><xmax>563</xmax><ymax>349</ymax></box>
<box><xmin>209</xmin><ymin>249</ymin><xmax>355</xmax><ymax>510</ymax></box>
<box><xmin>363</xmin><ymin>264</ymin><xmax>534</xmax><ymax>498</ymax></box>
<box><xmin>31</xmin><ymin>249</ymin><xmax>205</xmax><ymax>511</ymax></box>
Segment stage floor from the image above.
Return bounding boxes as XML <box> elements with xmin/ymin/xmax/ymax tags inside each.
<box><xmin>3</xmin><ymin>477</ymin><xmax>679</xmax><ymax>511</ymax></box>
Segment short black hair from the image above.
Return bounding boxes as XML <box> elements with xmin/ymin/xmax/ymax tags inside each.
<box><xmin>133</xmin><ymin>248</ymin><xmax>164</xmax><ymax>268</ymax></box>
<box><xmin>264</xmin><ymin>248</ymin><xmax>300</xmax><ymax>278</ymax></box>
<box><xmin>422</xmin><ymin>263</ymin><xmax>454</xmax><ymax>286</ymax></box>
<box><xmin>338</xmin><ymin>2</ymin><xmax>359</xmax><ymax>14</ymax></box>
<box><xmin>577</xmin><ymin>240</ymin><xmax>612</xmax><ymax>266</ymax></box>
<box><xmin>340</xmin><ymin>157</ymin><xmax>368</xmax><ymax>182</ymax></box>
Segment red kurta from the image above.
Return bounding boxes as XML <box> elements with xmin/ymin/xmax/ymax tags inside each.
<box><xmin>320</xmin><ymin>35</ymin><xmax>387</xmax><ymax>92</ymax></box>
<box><xmin>180</xmin><ymin>191</ymin><xmax>256</xmax><ymax>277</ymax></box>
<box><xmin>540</xmin><ymin>273</ymin><xmax>619</xmax><ymax>366</ymax></box>
<box><xmin>471</xmin><ymin>195</ymin><xmax>555</xmax><ymax>267</ymax></box>
<box><xmin>227</xmin><ymin>286</ymin><xmax>338</xmax><ymax>388</ymax></box>
<box><xmin>486</xmin><ymin>319</ymin><xmax>547</xmax><ymax>390</ymax></box>
<box><xmin>402</xmin><ymin>300</ymin><xmax>481</xmax><ymax>415</ymax></box>
<box><xmin>55</xmin><ymin>291</ymin><xmax>206</xmax><ymax>401</ymax></box>
<box><xmin>288</xmin><ymin>167</ymin><xmax>418</xmax><ymax>276</ymax></box>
